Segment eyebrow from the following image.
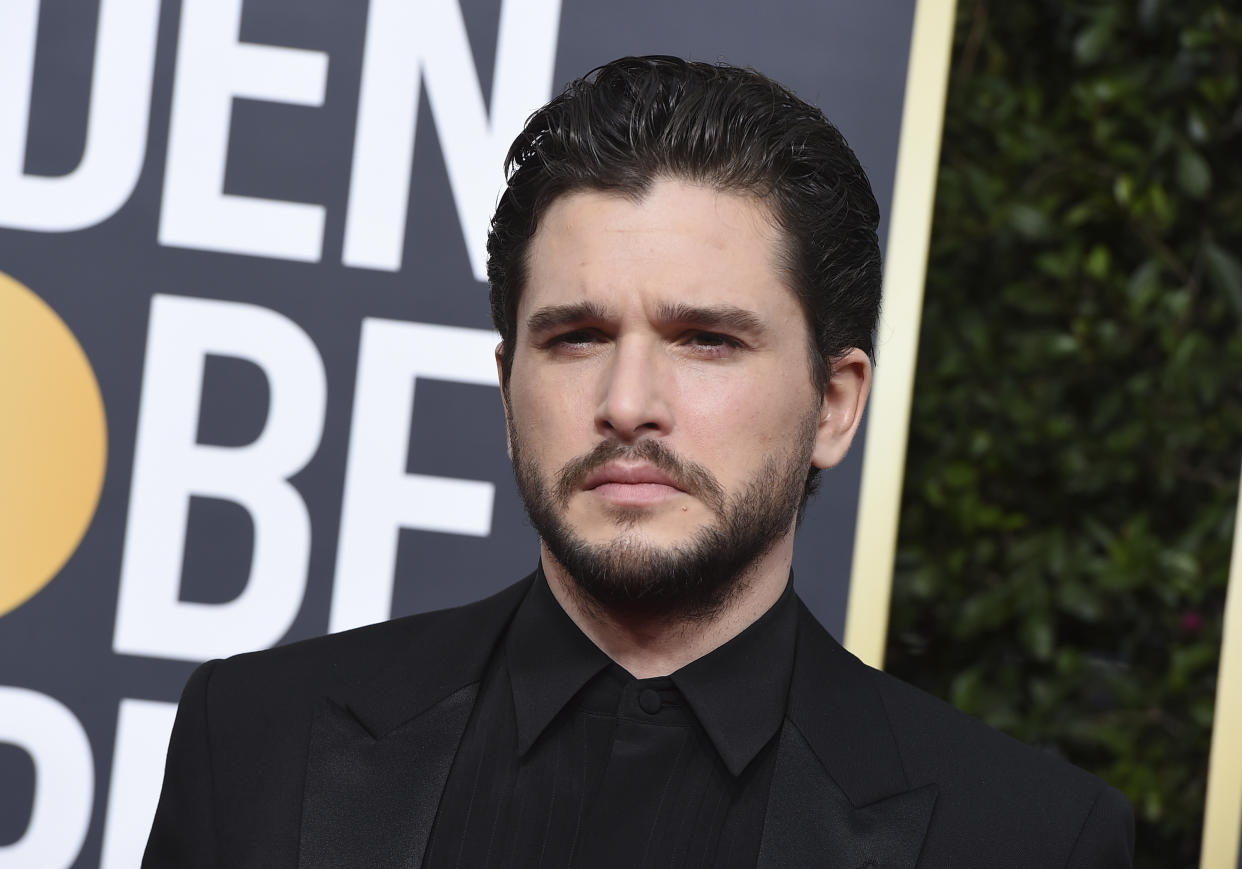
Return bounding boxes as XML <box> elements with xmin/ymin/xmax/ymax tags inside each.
<box><xmin>524</xmin><ymin>300</ymin><xmax>766</xmax><ymax>336</ymax></box>
<box><xmin>525</xmin><ymin>301</ymin><xmax>612</xmax><ymax>335</ymax></box>
<box><xmin>655</xmin><ymin>302</ymin><xmax>764</xmax><ymax>334</ymax></box>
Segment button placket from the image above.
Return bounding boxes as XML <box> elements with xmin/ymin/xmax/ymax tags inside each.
<box><xmin>638</xmin><ymin>688</ymin><xmax>661</xmax><ymax>714</ymax></box>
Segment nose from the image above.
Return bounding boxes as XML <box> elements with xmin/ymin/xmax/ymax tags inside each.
<box><xmin>595</xmin><ymin>338</ymin><xmax>672</xmax><ymax>441</ymax></box>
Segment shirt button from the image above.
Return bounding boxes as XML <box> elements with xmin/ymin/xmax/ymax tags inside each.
<box><xmin>638</xmin><ymin>688</ymin><xmax>661</xmax><ymax>714</ymax></box>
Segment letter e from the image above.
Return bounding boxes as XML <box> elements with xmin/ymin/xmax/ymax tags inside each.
<box><xmin>330</xmin><ymin>320</ymin><xmax>497</xmax><ymax>633</ymax></box>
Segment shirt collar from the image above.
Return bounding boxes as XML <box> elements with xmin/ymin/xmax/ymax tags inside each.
<box><xmin>506</xmin><ymin>567</ymin><xmax>799</xmax><ymax>776</ymax></box>
<box><xmin>670</xmin><ymin>576</ymin><xmax>798</xmax><ymax>776</ymax></box>
<box><xmin>506</xmin><ymin>568</ymin><xmax>612</xmax><ymax>757</ymax></box>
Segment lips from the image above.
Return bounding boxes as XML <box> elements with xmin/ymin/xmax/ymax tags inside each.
<box><xmin>552</xmin><ymin>440</ymin><xmax>723</xmax><ymax>512</ymax></box>
<box><xmin>581</xmin><ymin>462</ymin><xmax>685</xmax><ymax>492</ymax></box>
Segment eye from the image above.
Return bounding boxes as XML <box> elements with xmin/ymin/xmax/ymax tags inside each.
<box><xmin>683</xmin><ymin>331</ymin><xmax>743</xmax><ymax>355</ymax></box>
<box><xmin>544</xmin><ymin>329</ymin><xmax>604</xmax><ymax>351</ymax></box>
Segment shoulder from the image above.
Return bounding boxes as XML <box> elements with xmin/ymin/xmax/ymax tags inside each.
<box><xmin>147</xmin><ymin>572</ymin><xmax>531</xmax><ymax>866</ymax></box>
<box><xmin>790</xmin><ymin>604</ymin><xmax>1132</xmax><ymax>866</ymax></box>
<box><xmin>191</xmin><ymin>575</ymin><xmax>532</xmax><ymax>719</ymax></box>
<box><xmin>871</xmin><ymin>666</ymin><xmax>1087</xmax><ymax>786</ymax></box>
<box><xmin>870</xmin><ymin>660</ymin><xmax>1134</xmax><ymax>866</ymax></box>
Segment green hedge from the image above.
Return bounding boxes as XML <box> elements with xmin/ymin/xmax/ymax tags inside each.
<box><xmin>887</xmin><ymin>1</ymin><xmax>1241</xmax><ymax>865</ymax></box>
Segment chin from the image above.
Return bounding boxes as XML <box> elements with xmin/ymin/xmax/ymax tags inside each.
<box><xmin>576</xmin><ymin>506</ymin><xmax>706</xmax><ymax>543</ymax></box>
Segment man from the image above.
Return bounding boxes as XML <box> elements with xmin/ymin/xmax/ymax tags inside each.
<box><xmin>144</xmin><ymin>56</ymin><xmax>1134</xmax><ymax>868</ymax></box>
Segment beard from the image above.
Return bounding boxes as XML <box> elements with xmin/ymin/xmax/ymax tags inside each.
<box><xmin>509</xmin><ymin>417</ymin><xmax>815</xmax><ymax>622</ymax></box>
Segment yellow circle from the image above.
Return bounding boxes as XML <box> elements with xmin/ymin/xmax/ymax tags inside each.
<box><xmin>0</xmin><ymin>271</ymin><xmax>107</xmax><ymax>617</ymax></box>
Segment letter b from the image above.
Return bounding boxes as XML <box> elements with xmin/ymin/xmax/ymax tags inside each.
<box><xmin>114</xmin><ymin>295</ymin><xmax>326</xmax><ymax>661</ymax></box>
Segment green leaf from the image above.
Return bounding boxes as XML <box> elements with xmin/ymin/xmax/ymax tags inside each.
<box><xmin>1169</xmin><ymin>644</ymin><xmax>1218</xmax><ymax>691</ymax></box>
<box><xmin>1113</xmin><ymin>174</ymin><xmax>1134</xmax><ymax>207</ymax></box>
<box><xmin>1138</xmin><ymin>0</ymin><xmax>1162</xmax><ymax>29</ymax></box>
<box><xmin>943</xmin><ymin>461</ymin><xmax>979</xmax><ymax>488</ymax></box>
<box><xmin>1084</xmin><ymin>244</ymin><xmax>1112</xmax><ymax>280</ymax></box>
<box><xmin>1175</xmin><ymin>148</ymin><xmax>1211</xmax><ymax>199</ymax></box>
<box><xmin>1056</xmin><ymin>581</ymin><xmax>1104</xmax><ymax>622</ymax></box>
<box><xmin>950</xmin><ymin>669</ymin><xmax>983</xmax><ymax>713</ymax></box>
<box><xmin>1126</xmin><ymin>260</ymin><xmax>1162</xmax><ymax>315</ymax></box>
<box><xmin>1203</xmin><ymin>241</ymin><xmax>1242</xmax><ymax>317</ymax></box>
<box><xmin>1148</xmin><ymin>184</ymin><xmax>1175</xmax><ymax>225</ymax></box>
<box><xmin>1158</xmin><ymin>550</ymin><xmax>1198</xmax><ymax>580</ymax></box>
<box><xmin>1007</xmin><ymin>203</ymin><xmax>1054</xmax><ymax>240</ymax></box>
<box><xmin>1186</xmin><ymin>109</ymin><xmax>1209</xmax><ymax>143</ymax></box>
<box><xmin>1191</xmin><ymin>696</ymin><xmax>1214</xmax><ymax>729</ymax></box>
<box><xmin>1022</xmin><ymin>616</ymin><xmax>1055</xmax><ymax>661</ymax></box>
<box><xmin>1074</xmin><ymin>21</ymin><xmax>1112</xmax><ymax>65</ymax></box>
<box><xmin>1036</xmin><ymin>250</ymin><xmax>1078</xmax><ymax>280</ymax></box>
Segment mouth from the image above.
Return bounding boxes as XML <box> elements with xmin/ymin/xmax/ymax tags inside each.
<box><xmin>581</xmin><ymin>462</ymin><xmax>687</xmax><ymax>506</ymax></box>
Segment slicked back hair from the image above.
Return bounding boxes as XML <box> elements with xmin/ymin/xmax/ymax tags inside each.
<box><xmin>487</xmin><ymin>55</ymin><xmax>882</xmax><ymax>504</ymax></box>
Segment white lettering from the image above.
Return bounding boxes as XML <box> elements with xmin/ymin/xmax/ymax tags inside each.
<box><xmin>99</xmin><ymin>699</ymin><xmax>177</xmax><ymax>869</ymax></box>
<box><xmin>0</xmin><ymin>0</ymin><xmax>160</xmax><ymax>231</ymax></box>
<box><xmin>342</xmin><ymin>0</ymin><xmax>561</xmax><ymax>279</ymax></box>
<box><xmin>330</xmin><ymin>320</ymin><xmax>497</xmax><ymax>633</ymax></box>
<box><xmin>114</xmin><ymin>295</ymin><xmax>326</xmax><ymax>660</ymax></box>
<box><xmin>159</xmin><ymin>0</ymin><xmax>328</xmax><ymax>261</ymax></box>
<box><xmin>0</xmin><ymin>686</ymin><xmax>93</xmax><ymax>869</ymax></box>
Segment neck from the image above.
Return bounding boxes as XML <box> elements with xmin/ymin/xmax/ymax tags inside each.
<box><xmin>540</xmin><ymin>534</ymin><xmax>795</xmax><ymax>679</ymax></box>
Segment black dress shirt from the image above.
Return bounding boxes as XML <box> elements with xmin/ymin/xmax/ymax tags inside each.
<box><xmin>422</xmin><ymin>570</ymin><xmax>799</xmax><ymax>869</ymax></box>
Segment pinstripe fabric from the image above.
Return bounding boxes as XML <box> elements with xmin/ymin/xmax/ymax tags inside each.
<box><xmin>422</xmin><ymin>575</ymin><xmax>796</xmax><ymax>869</ymax></box>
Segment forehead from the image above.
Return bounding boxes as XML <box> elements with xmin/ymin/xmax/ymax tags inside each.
<box><xmin>520</xmin><ymin>178</ymin><xmax>800</xmax><ymax>320</ymax></box>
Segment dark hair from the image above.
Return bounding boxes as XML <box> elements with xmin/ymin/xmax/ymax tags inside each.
<box><xmin>487</xmin><ymin>55</ymin><xmax>882</xmax><ymax>500</ymax></box>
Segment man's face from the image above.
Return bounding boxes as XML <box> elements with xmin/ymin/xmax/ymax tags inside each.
<box><xmin>502</xmin><ymin>177</ymin><xmax>864</xmax><ymax>616</ymax></box>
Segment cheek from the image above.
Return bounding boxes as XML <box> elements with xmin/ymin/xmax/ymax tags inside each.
<box><xmin>674</xmin><ymin>372</ymin><xmax>816</xmax><ymax>463</ymax></box>
<box><xmin>674</xmin><ymin>379</ymin><xmax>775</xmax><ymax>454</ymax></box>
<box><xmin>680</xmin><ymin>362</ymin><xmax>802</xmax><ymax>425</ymax></box>
<box><xmin>508</xmin><ymin>374</ymin><xmax>591</xmax><ymax>459</ymax></box>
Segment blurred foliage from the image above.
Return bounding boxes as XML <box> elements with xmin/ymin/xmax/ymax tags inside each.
<box><xmin>887</xmin><ymin>1</ymin><xmax>1242</xmax><ymax>864</ymax></box>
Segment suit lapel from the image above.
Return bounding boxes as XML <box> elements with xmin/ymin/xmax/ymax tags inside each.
<box><xmin>298</xmin><ymin>686</ymin><xmax>477</xmax><ymax>869</ymax></box>
<box><xmin>757</xmin><ymin>603</ymin><xmax>937</xmax><ymax>868</ymax></box>
<box><xmin>757</xmin><ymin>723</ymin><xmax>936</xmax><ymax>869</ymax></box>
<box><xmin>295</xmin><ymin>579</ymin><xmax>937</xmax><ymax>867</ymax></box>
<box><xmin>297</xmin><ymin>576</ymin><xmax>533</xmax><ymax>869</ymax></box>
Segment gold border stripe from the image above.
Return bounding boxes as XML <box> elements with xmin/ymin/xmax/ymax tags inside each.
<box><xmin>844</xmin><ymin>0</ymin><xmax>957</xmax><ymax>668</ymax></box>
<box><xmin>1202</xmin><ymin>461</ymin><xmax>1242</xmax><ymax>868</ymax></box>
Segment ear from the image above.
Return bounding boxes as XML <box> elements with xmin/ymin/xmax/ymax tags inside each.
<box><xmin>810</xmin><ymin>348</ymin><xmax>872</xmax><ymax>470</ymax></box>
<box><xmin>495</xmin><ymin>342</ymin><xmax>514</xmax><ymax>459</ymax></box>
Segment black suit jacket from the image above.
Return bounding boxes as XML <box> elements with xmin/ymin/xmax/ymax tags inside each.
<box><xmin>143</xmin><ymin>574</ymin><xmax>1134</xmax><ymax>868</ymax></box>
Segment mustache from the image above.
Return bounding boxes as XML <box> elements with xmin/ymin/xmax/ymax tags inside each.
<box><xmin>553</xmin><ymin>439</ymin><xmax>726</xmax><ymax>511</ymax></box>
